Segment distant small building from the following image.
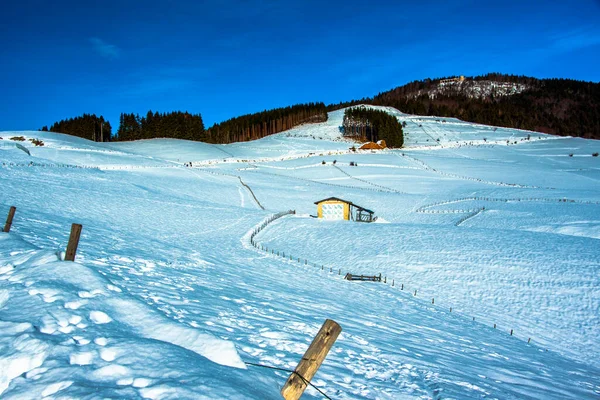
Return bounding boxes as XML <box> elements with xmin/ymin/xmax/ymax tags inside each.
<box><xmin>314</xmin><ymin>197</ymin><xmax>375</xmax><ymax>222</ymax></box>
<box><xmin>359</xmin><ymin>141</ymin><xmax>384</xmax><ymax>150</ymax></box>
<box><xmin>439</xmin><ymin>75</ymin><xmax>466</xmax><ymax>84</ymax></box>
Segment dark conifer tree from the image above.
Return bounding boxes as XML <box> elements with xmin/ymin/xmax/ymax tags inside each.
<box><xmin>114</xmin><ymin>111</ymin><xmax>205</xmax><ymax>142</ymax></box>
<box><xmin>342</xmin><ymin>106</ymin><xmax>404</xmax><ymax>148</ymax></box>
<box><xmin>205</xmin><ymin>103</ymin><xmax>327</xmax><ymax>144</ymax></box>
<box><xmin>46</xmin><ymin>114</ymin><xmax>112</xmax><ymax>142</ymax></box>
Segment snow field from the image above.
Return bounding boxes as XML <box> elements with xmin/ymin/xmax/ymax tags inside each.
<box><xmin>0</xmin><ymin>236</ymin><xmax>278</xmax><ymax>399</ymax></box>
<box><xmin>1</xmin><ymin>106</ymin><xmax>600</xmax><ymax>398</ymax></box>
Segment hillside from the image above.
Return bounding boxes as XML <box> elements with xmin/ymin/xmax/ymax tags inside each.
<box><xmin>365</xmin><ymin>74</ymin><xmax>600</xmax><ymax>139</ymax></box>
<box><xmin>41</xmin><ymin>74</ymin><xmax>599</xmax><ymax>145</ymax></box>
<box><xmin>1</xmin><ymin>108</ymin><xmax>600</xmax><ymax>399</ymax></box>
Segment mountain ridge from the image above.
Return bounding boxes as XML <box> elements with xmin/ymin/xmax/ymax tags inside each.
<box><xmin>363</xmin><ymin>73</ymin><xmax>600</xmax><ymax>139</ymax></box>
<box><xmin>40</xmin><ymin>73</ymin><xmax>600</xmax><ymax>143</ymax></box>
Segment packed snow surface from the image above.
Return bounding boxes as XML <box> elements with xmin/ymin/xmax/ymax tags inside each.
<box><xmin>1</xmin><ymin>107</ymin><xmax>599</xmax><ymax>399</ymax></box>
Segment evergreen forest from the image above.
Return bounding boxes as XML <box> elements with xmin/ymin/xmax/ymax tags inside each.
<box><xmin>342</xmin><ymin>107</ymin><xmax>404</xmax><ymax>148</ymax></box>
<box><xmin>332</xmin><ymin>74</ymin><xmax>600</xmax><ymax>139</ymax></box>
<box><xmin>114</xmin><ymin>111</ymin><xmax>205</xmax><ymax>142</ymax></box>
<box><xmin>204</xmin><ymin>103</ymin><xmax>327</xmax><ymax>144</ymax></box>
<box><xmin>42</xmin><ymin>114</ymin><xmax>112</xmax><ymax>142</ymax></box>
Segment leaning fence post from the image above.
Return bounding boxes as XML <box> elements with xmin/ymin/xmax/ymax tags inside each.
<box><xmin>281</xmin><ymin>319</ymin><xmax>342</xmax><ymax>400</ymax></box>
<box><xmin>3</xmin><ymin>206</ymin><xmax>16</xmax><ymax>233</ymax></box>
<box><xmin>65</xmin><ymin>223</ymin><xmax>82</xmax><ymax>262</ymax></box>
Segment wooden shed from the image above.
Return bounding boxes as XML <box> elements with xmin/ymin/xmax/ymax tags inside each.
<box><xmin>314</xmin><ymin>197</ymin><xmax>375</xmax><ymax>222</ymax></box>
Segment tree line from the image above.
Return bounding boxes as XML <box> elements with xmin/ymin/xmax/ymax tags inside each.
<box><xmin>43</xmin><ymin>103</ymin><xmax>327</xmax><ymax>144</ymax></box>
<box><xmin>41</xmin><ymin>114</ymin><xmax>112</xmax><ymax>142</ymax></box>
<box><xmin>42</xmin><ymin>73</ymin><xmax>599</xmax><ymax>143</ymax></box>
<box><xmin>204</xmin><ymin>103</ymin><xmax>327</xmax><ymax>144</ymax></box>
<box><xmin>114</xmin><ymin>111</ymin><xmax>205</xmax><ymax>141</ymax></box>
<box><xmin>343</xmin><ymin>106</ymin><xmax>404</xmax><ymax>148</ymax></box>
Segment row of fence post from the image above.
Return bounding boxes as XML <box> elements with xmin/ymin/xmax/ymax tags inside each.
<box><xmin>5</xmin><ymin>204</ymin><xmax>344</xmax><ymax>400</ymax></box>
<box><xmin>5</xmin><ymin>204</ymin><xmax>537</xmax><ymax>395</ymax></box>
<box><xmin>417</xmin><ymin>196</ymin><xmax>600</xmax><ymax>214</ymax></box>
<box><xmin>2</xmin><ymin>206</ymin><xmax>82</xmax><ymax>262</ymax></box>
<box><xmin>250</xmin><ymin>209</ymin><xmax>533</xmax><ymax>347</ymax></box>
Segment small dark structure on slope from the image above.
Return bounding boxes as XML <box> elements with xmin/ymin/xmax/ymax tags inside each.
<box><xmin>344</xmin><ymin>273</ymin><xmax>382</xmax><ymax>282</ymax></box>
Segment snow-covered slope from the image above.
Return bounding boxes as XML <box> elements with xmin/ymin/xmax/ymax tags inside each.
<box><xmin>1</xmin><ymin>108</ymin><xmax>599</xmax><ymax>399</ymax></box>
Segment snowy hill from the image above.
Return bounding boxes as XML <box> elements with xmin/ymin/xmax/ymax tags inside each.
<box><xmin>1</xmin><ymin>108</ymin><xmax>599</xmax><ymax>399</ymax></box>
<box><xmin>372</xmin><ymin>74</ymin><xmax>600</xmax><ymax>140</ymax></box>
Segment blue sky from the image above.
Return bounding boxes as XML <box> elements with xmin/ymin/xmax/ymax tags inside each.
<box><xmin>1</xmin><ymin>0</ymin><xmax>599</xmax><ymax>131</ymax></box>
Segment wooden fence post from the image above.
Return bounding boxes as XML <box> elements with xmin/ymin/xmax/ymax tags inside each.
<box><xmin>281</xmin><ymin>319</ymin><xmax>342</xmax><ymax>400</ymax></box>
<box><xmin>3</xmin><ymin>206</ymin><xmax>16</xmax><ymax>233</ymax></box>
<box><xmin>65</xmin><ymin>223</ymin><xmax>82</xmax><ymax>262</ymax></box>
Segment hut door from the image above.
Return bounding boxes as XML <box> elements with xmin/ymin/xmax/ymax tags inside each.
<box><xmin>322</xmin><ymin>203</ymin><xmax>344</xmax><ymax>220</ymax></box>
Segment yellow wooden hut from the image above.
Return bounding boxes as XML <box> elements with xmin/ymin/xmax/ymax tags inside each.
<box><xmin>314</xmin><ymin>197</ymin><xmax>374</xmax><ymax>222</ymax></box>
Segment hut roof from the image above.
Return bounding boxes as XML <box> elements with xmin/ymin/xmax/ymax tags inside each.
<box><xmin>359</xmin><ymin>142</ymin><xmax>383</xmax><ymax>150</ymax></box>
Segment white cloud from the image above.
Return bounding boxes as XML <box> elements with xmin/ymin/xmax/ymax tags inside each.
<box><xmin>89</xmin><ymin>37</ymin><xmax>120</xmax><ymax>59</ymax></box>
